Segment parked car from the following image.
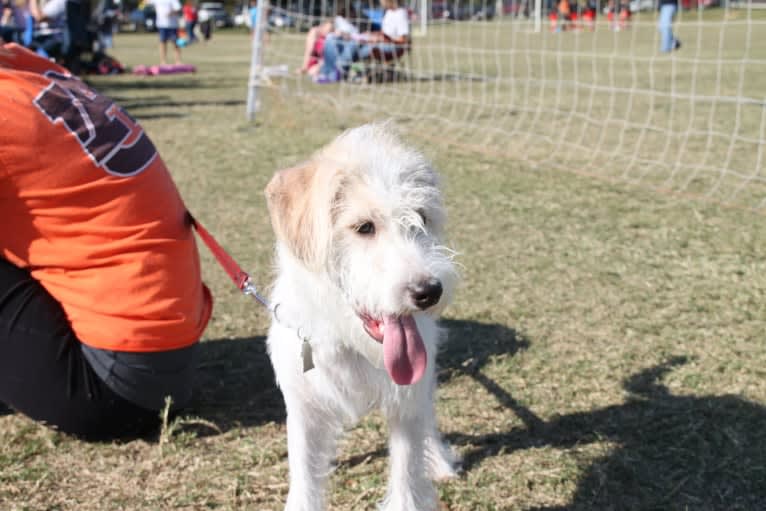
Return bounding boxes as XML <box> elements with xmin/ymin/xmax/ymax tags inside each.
<box><xmin>122</xmin><ymin>5</ymin><xmax>156</xmax><ymax>32</ymax></box>
<box><xmin>268</xmin><ymin>9</ymin><xmax>296</xmax><ymax>28</ymax></box>
<box><xmin>431</xmin><ymin>0</ymin><xmax>495</xmax><ymax>20</ymax></box>
<box><xmin>198</xmin><ymin>2</ymin><xmax>233</xmax><ymax>28</ymax></box>
<box><xmin>233</xmin><ymin>4</ymin><xmax>249</xmax><ymax>26</ymax></box>
<box><xmin>629</xmin><ymin>0</ymin><xmax>655</xmax><ymax>11</ymax></box>
<box><xmin>470</xmin><ymin>4</ymin><xmax>495</xmax><ymax>20</ymax></box>
<box><xmin>233</xmin><ymin>4</ymin><xmax>293</xmax><ymax>29</ymax></box>
<box><xmin>431</xmin><ymin>0</ymin><xmax>449</xmax><ymax>19</ymax></box>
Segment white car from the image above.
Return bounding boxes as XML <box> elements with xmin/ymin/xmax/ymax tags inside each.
<box><xmin>198</xmin><ymin>2</ymin><xmax>233</xmax><ymax>28</ymax></box>
<box><xmin>629</xmin><ymin>0</ymin><xmax>655</xmax><ymax>11</ymax></box>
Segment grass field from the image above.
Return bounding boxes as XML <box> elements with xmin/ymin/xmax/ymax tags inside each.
<box><xmin>1</xmin><ymin>15</ymin><xmax>766</xmax><ymax>511</ymax></box>
<box><xmin>267</xmin><ymin>11</ymin><xmax>766</xmax><ymax>209</ymax></box>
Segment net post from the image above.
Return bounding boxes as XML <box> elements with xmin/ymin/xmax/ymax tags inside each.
<box><xmin>246</xmin><ymin>0</ymin><xmax>270</xmax><ymax>121</ymax></box>
<box><xmin>534</xmin><ymin>0</ymin><xmax>542</xmax><ymax>32</ymax></box>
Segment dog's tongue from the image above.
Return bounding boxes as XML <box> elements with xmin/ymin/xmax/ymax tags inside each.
<box><xmin>382</xmin><ymin>315</ymin><xmax>427</xmax><ymax>385</ymax></box>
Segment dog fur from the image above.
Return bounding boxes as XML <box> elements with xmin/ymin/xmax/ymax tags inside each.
<box><xmin>264</xmin><ymin>123</ymin><xmax>459</xmax><ymax>511</ymax></box>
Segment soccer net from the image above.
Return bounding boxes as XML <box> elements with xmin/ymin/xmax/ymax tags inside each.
<box><xmin>253</xmin><ymin>0</ymin><xmax>766</xmax><ymax>211</ymax></box>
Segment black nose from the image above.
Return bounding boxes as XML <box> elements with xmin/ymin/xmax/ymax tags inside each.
<box><xmin>409</xmin><ymin>278</ymin><xmax>443</xmax><ymax>310</ymax></box>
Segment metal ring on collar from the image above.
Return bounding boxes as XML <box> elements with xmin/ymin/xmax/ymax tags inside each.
<box><xmin>271</xmin><ymin>303</ymin><xmax>283</xmax><ymax>324</ymax></box>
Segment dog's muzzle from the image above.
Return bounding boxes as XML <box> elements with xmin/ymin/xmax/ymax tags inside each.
<box><xmin>408</xmin><ymin>278</ymin><xmax>443</xmax><ymax>310</ymax></box>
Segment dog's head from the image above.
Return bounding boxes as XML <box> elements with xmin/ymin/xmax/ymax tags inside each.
<box><xmin>265</xmin><ymin>124</ymin><xmax>457</xmax><ymax>385</ymax></box>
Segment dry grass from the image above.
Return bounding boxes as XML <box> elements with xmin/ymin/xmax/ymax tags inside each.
<box><xmin>1</xmin><ymin>19</ymin><xmax>765</xmax><ymax>511</ymax></box>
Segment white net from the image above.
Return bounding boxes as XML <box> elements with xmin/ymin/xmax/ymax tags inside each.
<box><xmin>256</xmin><ymin>1</ymin><xmax>766</xmax><ymax>210</ymax></box>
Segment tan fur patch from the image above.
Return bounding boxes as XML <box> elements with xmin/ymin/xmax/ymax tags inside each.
<box><xmin>265</xmin><ymin>161</ymin><xmax>338</xmax><ymax>269</ymax></box>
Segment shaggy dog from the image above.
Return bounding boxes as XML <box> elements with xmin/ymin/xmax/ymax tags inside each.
<box><xmin>264</xmin><ymin>124</ymin><xmax>459</xmax><ymax>511</ymax></box>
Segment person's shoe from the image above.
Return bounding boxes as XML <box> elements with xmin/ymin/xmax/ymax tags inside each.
<box><xmin>348</xmin><ymin>63</ymin><xmax>365</xmax><ymax>84</ymax></box>
<box><xmin>674</xmin><ymin>39</ymin><xmax>682</xmax><ymax>50</ymax></box>
<box><xmin>313</xmin><ymin>70</ymin><xmax>340</xmax><ymax>84</ymax></box>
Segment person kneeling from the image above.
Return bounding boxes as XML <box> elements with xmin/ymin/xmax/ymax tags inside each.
<box><xmin>0</xmin><ymin>43</ymin><xmax>213</xmax><ymax>440</ymax></box>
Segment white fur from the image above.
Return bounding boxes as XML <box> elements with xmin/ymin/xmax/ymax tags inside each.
<box><xmin>264</xmin><ymin>124</ymin><xmax>459</xmax><ymax>511</ymax></box>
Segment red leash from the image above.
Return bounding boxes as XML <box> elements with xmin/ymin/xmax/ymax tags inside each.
<box><xmin>188</xmin><ymin>212</ymin><xmax>269</xmax><ymax>308</ymax></box>
<box><xmin>188</xmin><ymin>212</ymin><xmax>315</xmax><ymax>371</ymax></box>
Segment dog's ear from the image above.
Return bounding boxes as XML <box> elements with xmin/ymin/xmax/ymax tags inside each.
<box><xmin>265</xmin><ymin>161</ymin><xmax>332</xmax><ymax>269</ymax></box>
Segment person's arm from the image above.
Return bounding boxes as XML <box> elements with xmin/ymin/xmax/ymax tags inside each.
<box><xmin>362</xmin><ymin>30</ymin><xmax>384</xmax><ymax>43</ymax></box>
<box><xmin>30</xmin><ymin>0</ymin><xmax>66</xmax><ymax>22</ymax></box>
<box><xmin>28</xmin><ymin>0</ymin><xmax>42</xmax><ymax>21</ymax></box>
<box><xmin>333</xmin><ymin>15</ymin><xmax>358</xmax><ymax>39</ymax></box>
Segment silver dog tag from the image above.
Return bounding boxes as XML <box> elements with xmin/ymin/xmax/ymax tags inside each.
<box><xmin>301</xmin><ymin>338</ymin><xmax>315</xmax><ymax>373</ymax></box>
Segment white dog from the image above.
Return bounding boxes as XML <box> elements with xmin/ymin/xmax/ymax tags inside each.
<box><xmin>264</xmin><ymin>123</ymin><xmax>459</xmax><ymax>511</ymax></box>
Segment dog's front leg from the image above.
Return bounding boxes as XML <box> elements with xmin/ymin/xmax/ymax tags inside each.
<box><xmin>423</xmin><ymin>396</ymin><xmax>461</xmax><ymax>481</ymax></box>
<box><xmin>283</xmin><ymin>404</ymin><xmax>339</xmax><ymax>511</ymax></box>
<box><xmin>380</xmin><ymin>413</ymin><xmax>438</xmax><ymax>511</ymax></box>
<box><xmin>424</xmin><ymin>424</ymin><xmax>460</xmax><ymax>481</ymax></box>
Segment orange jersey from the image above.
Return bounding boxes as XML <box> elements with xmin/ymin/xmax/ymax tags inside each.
<box><xmin>0</xmin><ymin>44</ymin><xmax>212</xmax><ymax>352</ymax></box>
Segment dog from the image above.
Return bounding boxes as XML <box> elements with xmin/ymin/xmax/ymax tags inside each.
<box><xmin>264</xmin><ymin>123</ymin><xmax>460</xmax><ymax>511</ymax></box>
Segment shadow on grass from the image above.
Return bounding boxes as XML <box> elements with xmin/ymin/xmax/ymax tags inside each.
<box><xmin>79</xmin><ymin>79</ymin><xmax>245</xmax><ymax>121</ymax></box>
<box><xmin>188</xmin><ymin>318</ymin><xmax>524</xmax><ymax>437</ymax></box>
<box><xmin>437</xmin><ymin>318</ymin><xmax>531</xmax><ymax>380</ymax></box>
<box><xmin>103</xmin><ymin>96</ymin><xmax>245</xmax><ymax>121</ymax></box>
<box><xmin>188</xmin><ymin>336</ymin><xmax>285</xmax><ymax>432</ymax></box>
<box><xmin>358</xmin><ymin>68</ymin><xmax>490</xmax><ymax>84</ymax></box>
<box><xmin>118</xmin><ymin>97</ymin><xmax>246</xmax><ymax>111</ymax></box>
<box><xmin>187</xmin><ymin>327</ymin><xmax>766</xmax><ymax>509</ymax></box>
<box><xmin>448</xmin><ymin>355</ymin><xmax>766</xmax><ymax>510</ymax></box>
<box><xmin>338</xmin><ymin>318</ymin><xmax>530</xmax><ymax>469</ymax></box>
<box><xmin>129</xmin><ymin>112</ymin><xmax>190</xmax><ymax>120</ymax></box>
<box><xmin>86</xmin><ymin>77</ymin><xmax>206</xmax><ymax>92</ymax></box>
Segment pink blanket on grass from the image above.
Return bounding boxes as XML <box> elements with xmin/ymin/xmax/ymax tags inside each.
<box><xmin>133</xmin><ymin>64</ymin><xmax>197</xmax><ymax>76</ymax></box>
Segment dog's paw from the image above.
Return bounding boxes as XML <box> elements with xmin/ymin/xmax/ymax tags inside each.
<box><xmin>425</xmin><ymin>437</ymin><xmax>462</xmax><ymax>481</ymax></box>
<box><xmin>378</xmin><ymin>489</ymin><xmax>438</xmax><ymax>511</ymax></box>
<box><xmin>427</xmin><ymin>456</ymin><xmax>462</xmax><ymax>482</ymax></box>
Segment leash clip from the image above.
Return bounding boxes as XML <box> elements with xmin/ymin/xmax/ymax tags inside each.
<box><xmin>241</xmin><ymin>276</ymin><xmax>270</xmax><ymax>308</ymax></box>
<box><xmin>190</xmin><ymin>213</ymin><xmax>314</xmax><ymax>372</ymax></box>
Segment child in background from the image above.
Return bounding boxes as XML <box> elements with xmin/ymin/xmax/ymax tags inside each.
<box><xmin>182</xmin><ymin>0</ymin><xmax>197</xmax><ymax>44</ymax></box>
<box><xmin>556</xmin><ymin>0</ymin><xmax>571</xmax><ymax>32</ymax></box>
<box><xmin>147</xmin><ymin>0</ymin><xmax>183</xmax><ymax>64</ymax></box>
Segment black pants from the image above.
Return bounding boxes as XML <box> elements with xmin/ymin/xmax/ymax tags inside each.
<box><xmin>0</xmin><ymin>259</ymin><xmax>159</xmax><ymax>440</ymax></box>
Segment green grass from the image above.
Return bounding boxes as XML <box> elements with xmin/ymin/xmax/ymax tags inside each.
<box><xmin>1</xmin><ymin>16</ymin><xmax>766</xmax><ymax>511</ymax></box>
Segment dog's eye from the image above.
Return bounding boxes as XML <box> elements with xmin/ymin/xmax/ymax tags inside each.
<box><xmin>355</xmin><ymin>221</ymin><xmax>376</xmax><ymax>236</ymax></box>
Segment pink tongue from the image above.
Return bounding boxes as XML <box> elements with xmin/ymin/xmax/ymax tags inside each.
<box><xmin>382</xmin><ymin>315</ymin><xmax>427</xmax><ymax>385</ymax></box>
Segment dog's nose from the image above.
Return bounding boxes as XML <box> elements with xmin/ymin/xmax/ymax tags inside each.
<box><xmin>409</xmin><ymin>278</ymin><xmax>443</xmax><ymax>310</ymax></box>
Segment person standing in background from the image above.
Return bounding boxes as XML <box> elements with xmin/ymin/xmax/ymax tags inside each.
<box><xmin>28</xmin><ymin>0</ymin><xmax>90</xmax><ymax>73</ymax></box>
<box><xmin>198</xmin><ymin>2</ymin><xmax>212</xmax><ymax>42</ymax></box>
<box><xmin>248</xmin><ymin>0</ymin><xmax>258</xmax><ymax>36</ymax></box>
<box><xmin>182</xmin><ymin>0</ymin><xmax>197</xmax><ymax>43</ymax></box>
<box><xmin>148</xmin><ymin>0</ymin><xmax>182</xmax><ymax>64</ymax></box>
<box><xmin>658</xmin><ymin>0</ymin><xmax>681</xmax><ymax>53</ymax></box>
<box><xmin>92</xmin><ymin>0</ymin><xmax>118</xmax><ymax>51</ymax></box>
